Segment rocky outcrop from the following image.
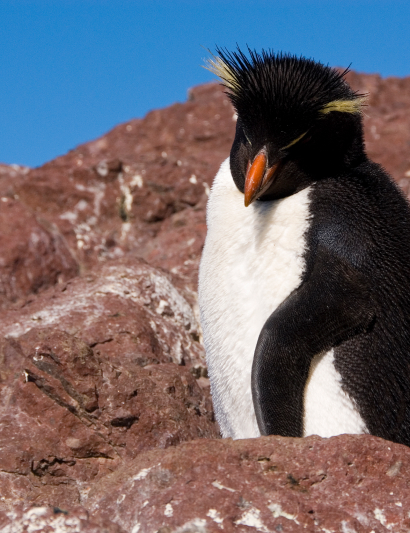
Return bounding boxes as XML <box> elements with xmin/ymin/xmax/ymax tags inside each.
<box><xmin>0</xmin><ymin>261</ymin><xmax>216</xmax><ymax>512</ymax></box>
<box><xmin>1</xmin><ymin>72</ymin><xmax>410</xmax><ymax>531</ymax></box>
<box><xmin>87</xmin><ymin>434</ymin><xmax>410</xmax><ymax>533</ymax></box>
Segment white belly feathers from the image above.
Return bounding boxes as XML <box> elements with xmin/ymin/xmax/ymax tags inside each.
<box><xmin>198</xmin><ymin>158</ymin><xmax>367</xmax><ymax>440</ymax></box>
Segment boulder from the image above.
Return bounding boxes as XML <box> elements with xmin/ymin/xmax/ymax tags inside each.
<box><xmin>0</xmin><ymin>326</ymin><xmax>216</xmax><ymax>511</ymax></box>
<box><xmin>87</xmin><ymin>434</ymin><xmax>410</xmax><ymax>532</ymax></box>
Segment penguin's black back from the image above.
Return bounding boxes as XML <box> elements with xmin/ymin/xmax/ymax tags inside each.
<box><xmin>305</xmin><ymin>159</ymin><xmax>410</xmax><ymax>445</ymax></box>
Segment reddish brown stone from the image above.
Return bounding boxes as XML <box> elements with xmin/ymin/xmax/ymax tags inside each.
<box><xmin>0</xmin><ymin>198</ymin><xmax>78</xmax><ymax>309</ymax></box>
<box><xmin>345</xmin><ymin>71</ymin><xmax>410</xmax><ymax>188</ymax></box>
<box><xmin>87</xmin><ymin>434</ymin><xmax>410</xmax><ymax>533</ymax></box>
<box><xmin>0</xmin><ymin>328</ymin><xmax>217</xmax><ymax>511</ymax></box>
<box><xmin>0</xmin><ymin>258</ymin><xmax>206</xmax><ymax>372</ymax></box>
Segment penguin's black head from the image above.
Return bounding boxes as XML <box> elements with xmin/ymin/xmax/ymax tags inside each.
<box><xmin>205</xmin><ymin>47</ymin><xmax>367</xmax><ymax>205</ymax></box>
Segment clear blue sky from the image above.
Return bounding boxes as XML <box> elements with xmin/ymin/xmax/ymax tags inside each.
<box><xmin>1</xmin><ymin>0</ymin><xmax>409</xmax><ymax>168</ymax></box>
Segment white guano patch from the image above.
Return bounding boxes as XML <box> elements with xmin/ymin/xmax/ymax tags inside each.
<box><xmin>268</xmin><ymin>503</ymin><xmax>299</xmax><ymax>524</ymax></box>
<box><xmin>118</xmin><ymin>172</ymin><xmax>133</xmax><ymax>217</ymax></box>
<box><xmin>174</xmin><ymin>518</ymin><xmax>207</xmax><ymax>533</ymax></box>
<box><xmin>164</xmin><ymin>503</ymin><xmax>174</xmax><ymax>517</ymax></box>
<box><xmin>2</xmin><ymin>507</ymin><xmax>83</xmax><ymax>533</ymax></box>
<box><xmin>130</xmin><ymin>174</ymin><xmax>143</xmax><ymax>188</ymax></box>
<box><xmin>207</xmin><ymin>509</ymin><xmax>223</xmax><ymax>525</ymax></box>
<box><xmin>2</xmin><ymin>265</ymin><xmax>196</xmax><ymax>340</ymax></box>
<box><xmin>234</xmin><ymin>507</ymin><xmax>269</xmax><ymax>532</ymax></box>
<box><xmin>133</xmin><ymin>463</ymin><xmax>160</xmax><ymax>481</ymax></box>
<box><xmin>133</xmin><ymin>467</ymin><xmax>153</xmax><ymax>481</ymax></box>
<box><xmin>0</xmin><ymin>263</ymin><xmax>203</xmax><ymax>372</ymax></box>
<box><xmin>374</xmin><ymin>508</ymin><xmax>396</xmax><ymax>530</ymax></box>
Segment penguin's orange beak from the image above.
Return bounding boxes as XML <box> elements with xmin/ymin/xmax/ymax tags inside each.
<box><xmin>244</xmin><ymin>152</ymin><xmax>279</xmax><ymax>207</ymax></box>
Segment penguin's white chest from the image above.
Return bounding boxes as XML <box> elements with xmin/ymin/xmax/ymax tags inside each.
<box><xmin>199</xmin><ymin>159</ymin><xmax>367</xmax><ymax>439</ymax></box>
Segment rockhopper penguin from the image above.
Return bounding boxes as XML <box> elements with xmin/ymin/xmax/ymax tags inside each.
<box><xmin>198</xmin><ymin>47</ymin><xmax>410</xmax><ymax>446</ymax></box>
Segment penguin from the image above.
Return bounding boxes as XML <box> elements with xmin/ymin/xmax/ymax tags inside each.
<box><xmin>198</xmin><ymin>47</ymin><xmax>410</xmax><ymax>446</ymax></box>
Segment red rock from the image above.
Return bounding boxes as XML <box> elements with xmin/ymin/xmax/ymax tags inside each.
<box><xmin>345</xmin><ymin>71</ymin><xmax>410</xmax><ymax>188</ymax></box>
<box><xmin>87</xmin><ymin>434</ymin><xmax>410</xmax><ymax>533</ymax></box>
<box><xmin>0</xmin><ymin>198</ymin><xmax>78</xmax><ymax>309</ymax></box>
<box><xmin>0</xmin><ymin>327</ymin><xmax>217</xmax><ymax>511</ymax></box>
<box><xmin>0</xmin><ymin>258</ymin><xmax>205</xmax><ymax>372</ymax></box>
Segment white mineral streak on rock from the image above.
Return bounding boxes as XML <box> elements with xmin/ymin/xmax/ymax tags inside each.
<box><xmin>118</xmin><ymin>173</ymin><xmax>133</xmax><ymax>215</ymax></box>
<box><xmin>120</xmin><ymin>221</ymin><xmax>131</xmax><ymax>242</ymax></box>
<box><xmin>211</xmin><ymin>480</ymin><xmax>236</xmax><ymax>492</ymax></box>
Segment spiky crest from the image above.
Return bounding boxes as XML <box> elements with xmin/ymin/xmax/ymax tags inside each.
<box><xmin>204</xmin><ymin>46</ymin><xmax>366</xmax><ymax>125</ymax></box>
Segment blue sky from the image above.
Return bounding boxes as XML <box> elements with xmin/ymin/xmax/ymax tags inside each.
<box><xmin>1</xmin><ymin>0</ymin><xmax>409</xmax><ymax>168</ymax></box>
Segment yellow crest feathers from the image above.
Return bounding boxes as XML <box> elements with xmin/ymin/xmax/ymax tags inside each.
<box><xmin>282</xmin><ymin>131</ymin><xmax>309</xmax><ymax>150</ymax></box>
<box><xmin>320</xmin><ymin>97</ymin><xmax>367</xmax><ymax>115</ymax></box>
<box><xmin>203</xmin><ymin>53</ymin><xmax>239</xmax><ymax>92</ymax></box>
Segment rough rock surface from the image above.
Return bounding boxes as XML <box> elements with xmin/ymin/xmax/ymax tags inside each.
<box><xmin>0</xmin><ymin>506</ymin><xmax>125</xmax><ymax>532</ymax></box>
<box><xmin>0</xmin><ymin>263</ymin><xmax>216</xmax><ymax>511</ymax></box>
<box><xmin>0</xmin><ymin>258</ymin><xmax>205</xmax><ymax>372</ymax></box>
<box><xmin>87</xmin><ymin>434</ymin><xmax>410</xmax><ymax>533</ymax></box>
<box><xmin>1</xmin><ymin>71</ymin><xmax>410</xmax><ymax>531</ymax></box>
<box><xmin>0</xmin><ymin>197</ymin><xmax>78</xmax><ymax>310</ymax></box>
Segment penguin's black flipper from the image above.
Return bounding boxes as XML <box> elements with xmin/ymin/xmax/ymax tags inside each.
<box><xmin>251</xmin><ymin>246</ymin><xmax>374</xmax><ymax>438</ymax></box>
